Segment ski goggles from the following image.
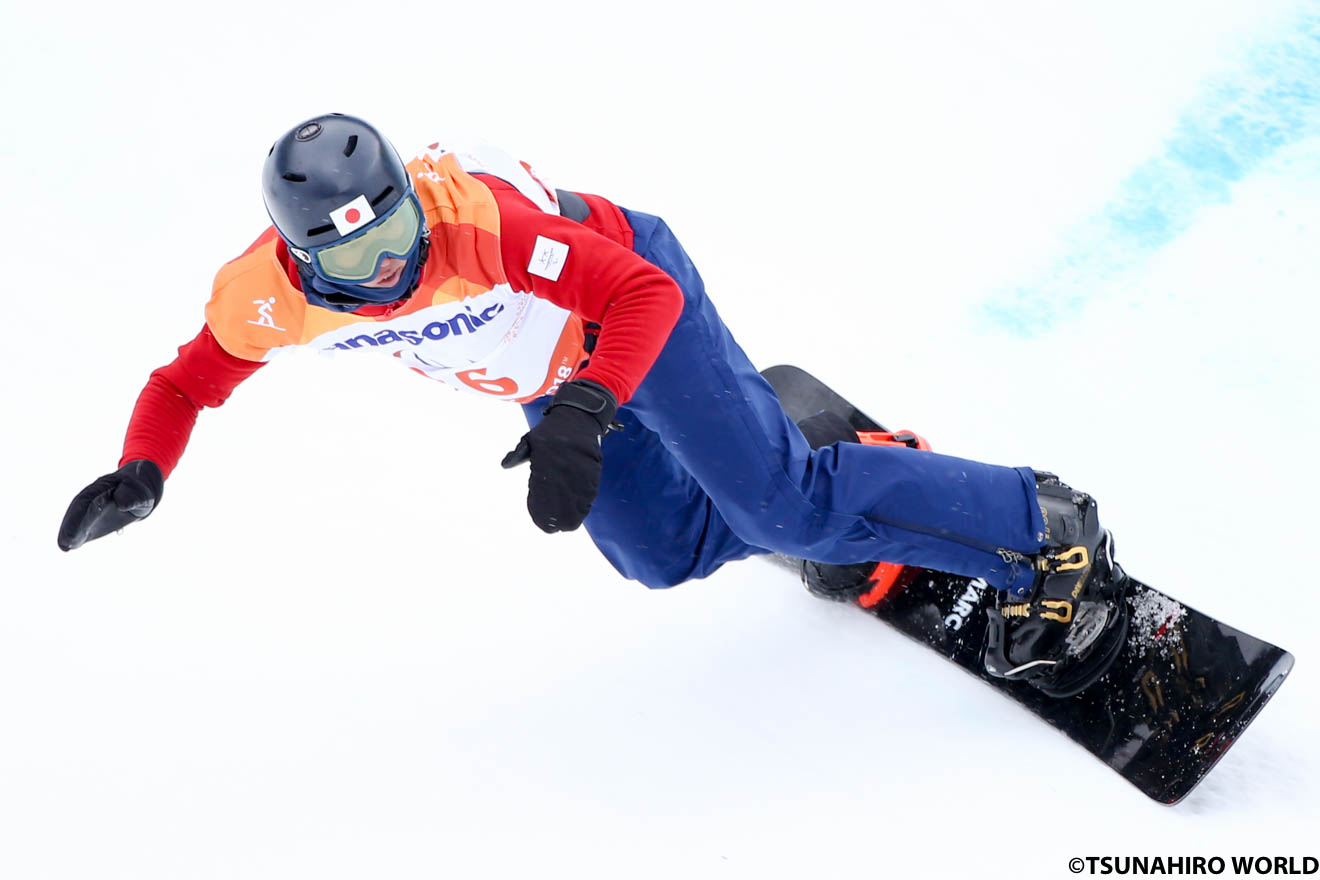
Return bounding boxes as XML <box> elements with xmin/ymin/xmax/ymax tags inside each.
<box><xmin>310</xmin><ymin>194</ymin><xmax>423</xmax><ymax>282</ymax></box>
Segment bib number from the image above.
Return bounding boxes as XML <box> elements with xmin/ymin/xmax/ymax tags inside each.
<box><xmin>456</xmin><ymin>368</ymin><xmax>518</xmax><ymax>396</ymax></box>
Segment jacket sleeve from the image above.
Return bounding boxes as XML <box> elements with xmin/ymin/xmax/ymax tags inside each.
<box><xmin>119</xmin><ymin>325</ymin><xmax>266</xmax><ymax>477</ymax></box>
<box><xmin>489</xmin><ymin>186</ymin><xmax>684</xmax><ymax>405</ymax></box>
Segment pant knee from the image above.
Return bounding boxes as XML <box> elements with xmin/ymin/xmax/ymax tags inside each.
<box><xmin>605</xmin><ymin>553</ymin><xmax>698</xmax><ymax>590</ymax></box>
<box><xmin>632</xmin><ymin>567</ymin><xmax>688</xmax><ymax>590</ymax></box>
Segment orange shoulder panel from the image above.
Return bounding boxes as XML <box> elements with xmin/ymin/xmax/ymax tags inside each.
<box><xmin>206</xmin><ymin>232</ymin><xmax>310</xmax><ymax>361</ymax></box>
<box><xmin>408</xmin><ymin>153</ymin><xmax>507</xmax><ymax>299</ymax></box>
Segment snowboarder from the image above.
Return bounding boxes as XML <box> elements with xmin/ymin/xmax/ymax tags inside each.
<box><xmin>58</xmin><ymin>113</ymin><xmax>1128</xmax><ymax>697</ymax></box>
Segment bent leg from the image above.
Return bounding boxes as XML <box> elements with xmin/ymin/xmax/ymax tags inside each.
<box><xmin>617</xmin><ymin>209</ymin><xmax>1046</xmax><ymax>591</ymax></box>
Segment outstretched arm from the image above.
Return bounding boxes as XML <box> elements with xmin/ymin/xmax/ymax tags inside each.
<box><xmin>120</xmin><ymin>324</ymin><xmax>266</xmax><ymax>477</ymax></box>
<box><xmin>59</xmin><ymin>325</ymin><xmax>264</xmax><ymax>550</ymax></box>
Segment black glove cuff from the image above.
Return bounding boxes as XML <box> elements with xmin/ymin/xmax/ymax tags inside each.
<box><xmin>545</xmin><ymin>380</ymin><xmax>619</xmax><ymax>434</ymax></box>
<box><xmin>121</xmin><ymin>459</ymin><xmax>165</xmax><ymax>504</ymax></box>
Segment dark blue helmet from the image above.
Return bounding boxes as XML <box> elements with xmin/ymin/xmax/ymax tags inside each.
<box><xmin>262</xmin><ymin>113</ymin><xmax>411</xmax><ymax>250</ymax></box>
<box><xmin>261</xmin><ymin>114</ymin><xmax>428</xmax><ymax>310</ymax></box>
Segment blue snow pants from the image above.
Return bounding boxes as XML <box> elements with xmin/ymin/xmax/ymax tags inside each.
<box><xmin>521</xmin><ymin>208</ymin><xmax>1047</xmax><ymax>592</ymax></box>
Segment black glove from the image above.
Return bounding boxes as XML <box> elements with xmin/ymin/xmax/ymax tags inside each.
<box><xmin>502</xmin><ymin>380</ymin><xmax>618</xmax><ymax>533</ymax></box>
<box><xmin>57</xmin><ymin>459</ymin><xmax>164</xmax><ymax>551</ymax></box>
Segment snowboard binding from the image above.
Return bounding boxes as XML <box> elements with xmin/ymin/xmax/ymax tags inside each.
<box><xmin>982</xmin><ymin>475</ymin><xmax>1131</xmax><ymax>698</ymax></box>
<box><xmin>797</xmin><ymin>413</ymin><xmax>1130</xmax><ymax>699</ymax></box>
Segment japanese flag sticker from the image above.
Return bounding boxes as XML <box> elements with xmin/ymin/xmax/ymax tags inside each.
<box><xmin>329</xmin><ymin>195</ymin><xmax>376</xmax><ymax>236</ymax></box>
<box><xmin>528</xmin><ymin>235</ymin><xmax>569</xmax><ymax>281</ymax></box>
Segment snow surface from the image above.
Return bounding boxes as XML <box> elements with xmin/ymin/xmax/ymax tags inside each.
<box><xmin>3</xmin><ymin>1</ymin><xmax>1319</xmax><ymax>877</ymax></box>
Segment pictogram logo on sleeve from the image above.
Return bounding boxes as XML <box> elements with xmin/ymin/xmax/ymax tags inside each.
<box><xmin>528</xmin><ymin>236</ymin><xmax>569</xmax><ymax>281</ymax></box>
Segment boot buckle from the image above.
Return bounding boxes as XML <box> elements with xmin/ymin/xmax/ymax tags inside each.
<box><xmin>1040</xmin><ymin>545</ymin><xmax>1089</xmax><ymax>573</ymax></box>
<box><xmin>1040</xmin><ymin>600</ymin><xmax>1074</xmax><ymax>624</ymax></box>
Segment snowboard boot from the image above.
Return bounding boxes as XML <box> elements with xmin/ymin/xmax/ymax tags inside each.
<box><xmin>983</xmin><ymin>473</ymin><xmax>1130</xmax><ymax>698</ymax></box>
<box><xmin>801</xmin><ymin>557</ymin><xmax>879</xmax><ymax>603</ymax></box>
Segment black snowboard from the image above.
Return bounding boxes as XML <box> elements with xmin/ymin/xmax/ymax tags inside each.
<box><xmin>764</xmin><ymin>364</ymin><xmax>1293</xmax><ymax>804</ymax></box>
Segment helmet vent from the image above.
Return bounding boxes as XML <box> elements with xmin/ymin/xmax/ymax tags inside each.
<box><xmin>282</xmin><ymin>172</ymin><xmax>307</xmax><ymax>183</ymax></box>
<box><xmin>370</xmin><ymin>186</ymin><xmax>394</xmax><ymax>206</ymax></box>
<box><xmin>343</xmin><ymin>135</ymin><xmax>359</xmax><ymax>157</ymax></box>
<box><xmin>307</xmin><ymin>223</ymin><xmax>335</xmax><ymax>237</ymax></box>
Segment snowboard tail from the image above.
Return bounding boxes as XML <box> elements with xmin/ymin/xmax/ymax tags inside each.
<box><xmin>763</xmin><ymin>364</ymin><xmax>1294</xmax><ymax>805</ymax></box>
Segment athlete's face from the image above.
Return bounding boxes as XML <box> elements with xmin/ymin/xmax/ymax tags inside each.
<box><xmin>360</xmin><ymin>257</ymin><xmax>407</xmax><ymax>288</ymax></box>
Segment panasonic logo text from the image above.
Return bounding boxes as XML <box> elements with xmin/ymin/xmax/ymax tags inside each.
<box><xmin>325</xmin><ymin>303</ymin><xmax>505</xmax><ymax>351</ymax></box>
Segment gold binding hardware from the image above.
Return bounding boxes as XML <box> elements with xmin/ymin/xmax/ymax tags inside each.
<box><xmin>1001</xmin><ymin>604</ymin><xmax>1032</xmax><ymax>618</ymax></box>
<box><xmin>1040</xmin><ymin>600</ymin><xmax>1073</xmax><ymax>624</ymax></box>
<box><xmin>1039</xmin><ymin>546</ymin><xmax>1089</xmax><ymax>573</ymax></box>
